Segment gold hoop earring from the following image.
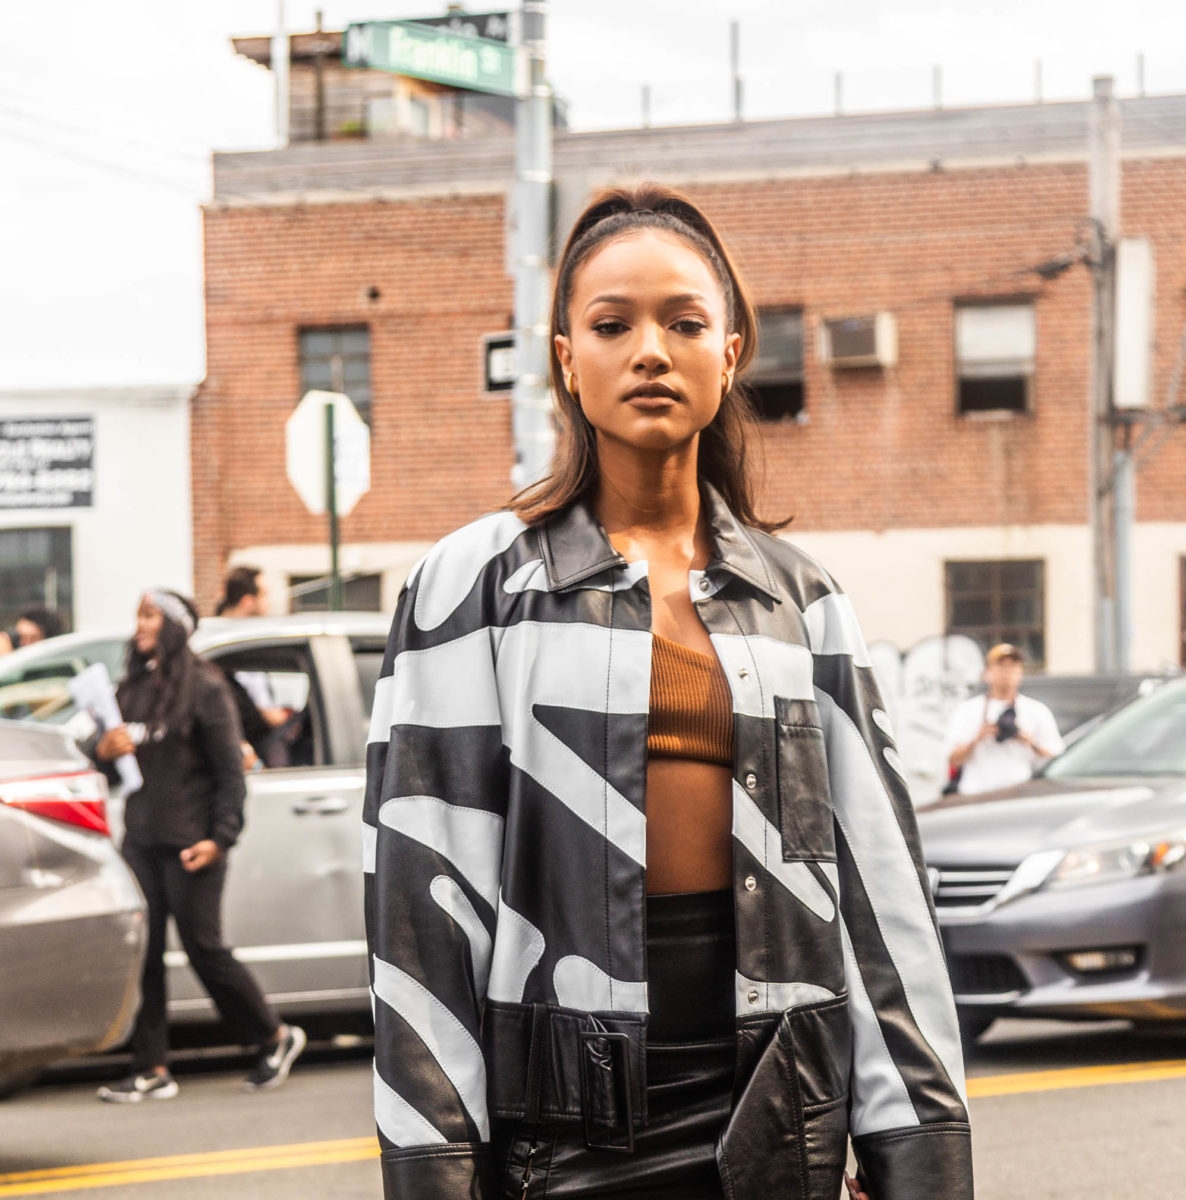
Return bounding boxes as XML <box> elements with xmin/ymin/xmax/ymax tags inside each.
<box><xmin>721</xmin><ymin>372</ymin><xmax>733</xmax><ymax>397</ymax></box>
<box><xmin>566</xmin><ymin>372</ymin><xmax>578</xmax><ymax>398</ymax></box>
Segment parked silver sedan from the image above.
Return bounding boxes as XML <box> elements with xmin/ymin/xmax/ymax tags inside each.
<box><xmin>918</xmin><ymin>676</ymin><xmax>1186</xmax><ymax>1043</ymax></box>
<box><xmin>0</xmin><ymin>613</ymin><xmax>389</xmax><ymax>1030</ymax></box>
<box><xmin>0</xmin><ymin>720</ymin><xmax>145</xmax><ymax>1093</ymax></box>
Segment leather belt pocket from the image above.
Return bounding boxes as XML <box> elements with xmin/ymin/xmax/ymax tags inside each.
<box><xmin>579</xmin><ymin>1031</ymin><xmax>635</xmax><ymax>1153</ymax></box>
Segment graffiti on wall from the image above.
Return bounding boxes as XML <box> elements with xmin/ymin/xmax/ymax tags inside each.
<box><xmin>869</xmin><ymin>635</ymin><xmax>986</xmax><ymax>805</ymax></box>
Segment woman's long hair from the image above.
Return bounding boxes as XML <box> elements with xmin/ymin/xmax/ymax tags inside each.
<box><xmin>508</xmin><ymin>182</ymin><xmax>784</xmax><ymax>531</ymax></box>
<box><xmin>120</xmin><ymin>591</ymin><xmax>202</xmax><ymax>737</ymax></box>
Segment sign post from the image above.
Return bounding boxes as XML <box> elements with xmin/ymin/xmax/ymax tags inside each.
<box><xmin>324</xmin><ymin>402</ymin><xmax>342</xmax><ymax>610</ymax></box>
<box><xmin>343</xmin><ymin>5</ymin><xmax>554</xmax><ymax>485</ymax></box>
<box><xmin>286</xmin><ymin>390</ymin><xmax>370</xmax><ymax>611</ymax></box>
<box><xmin>510</xmin><ymin>0</ymin><xmax>555</xmax><ymax>486</ymax></box>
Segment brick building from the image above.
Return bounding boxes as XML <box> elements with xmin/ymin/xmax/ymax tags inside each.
<box><xmin>197</xmin><ymin>92</ymin><xmax>1186</xmax><ymax>673</ymax></box>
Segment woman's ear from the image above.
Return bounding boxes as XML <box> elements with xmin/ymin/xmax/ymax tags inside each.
<box><xmin>723</xmin><ymin>331</ymin><xmax>741</xmax><ymax>375</ymax></box>
<box><xmin>554</xmin><ymin>334</ymin><xmax>573</xmax><ymax>374</ymax></box>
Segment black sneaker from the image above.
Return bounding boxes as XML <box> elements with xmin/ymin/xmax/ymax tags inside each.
<box><xmin>244</xmin><ymin>1024</ymin><xmax>306</xmax><ymax>1092</ymax></box>
<box><xmin>97</xmin><ymin>1071</ymin><xmax>179</xmax><ymax>1103</ymax></box>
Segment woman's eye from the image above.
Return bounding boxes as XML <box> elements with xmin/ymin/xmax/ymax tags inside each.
<box><xmin>592</xmin><ymin>320</ymin><xmax>626</xmax><ymax>336</ymax></box>
<box><xmin>673</xmin><ymin>318</ymin><xmax>707</xmax><ymax>335</ymax></box>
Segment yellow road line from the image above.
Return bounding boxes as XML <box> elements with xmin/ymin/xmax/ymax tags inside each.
<box><xmin>969</xmin><ymin>1057</ymin><xmax>1186</xmax><ymax>1098</ymax></box>
<box><xmin>8</xmin><ymin>1061</ymin><xmax>1186</xmax><ymax>1197</ymax></box>
<box><xmin>0</xmin><ymin>1138</ymin><xmax>378</xmax><ymax>1197</ymax></box>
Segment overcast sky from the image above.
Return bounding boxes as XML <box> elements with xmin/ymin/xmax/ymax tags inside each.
<box><xmin>2</xmin><ymin>0</ymin><xmax>1184</xmax><ymax>390</ymax></box>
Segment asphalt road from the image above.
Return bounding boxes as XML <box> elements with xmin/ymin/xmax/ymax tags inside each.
<box><xmin>3</xmin><ymin>1021</ymin><xmax>1186</xmax><ymax>1199</ymax></box>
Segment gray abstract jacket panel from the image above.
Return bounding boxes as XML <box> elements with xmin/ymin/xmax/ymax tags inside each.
<box><xmin>363</xmin><ymin>487</ymin><xmax>973</xmax><ymax>1200</ymax></box>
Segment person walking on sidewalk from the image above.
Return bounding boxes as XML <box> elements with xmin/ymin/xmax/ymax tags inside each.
<box><xmin>89</xmin><ymin>589</ymin><xmax>305</xmax><ymax>1102</ymax></box>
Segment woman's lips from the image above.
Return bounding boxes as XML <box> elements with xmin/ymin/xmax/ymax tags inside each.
<box><xmin>623</xmin><ymin>384</ymin><xmax>680</xmax><ymax>408</ymax></box>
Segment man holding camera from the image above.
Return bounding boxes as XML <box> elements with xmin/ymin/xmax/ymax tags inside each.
<box><xmin>945</xmin><ymin>643</ymin><xmax>1064</xmax><ymax>795</ymax></box>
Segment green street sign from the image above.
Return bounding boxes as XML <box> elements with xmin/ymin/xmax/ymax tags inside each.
<box><xmin>343</xmin><ymin>20</ymin><xmax>522</xmax><ymax>98</ymax></box>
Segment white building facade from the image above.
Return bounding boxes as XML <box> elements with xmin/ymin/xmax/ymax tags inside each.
<box><xmin>0</xmin><ymin>386</ymin><xmax>194</xmax><ymax>634</ymax></box>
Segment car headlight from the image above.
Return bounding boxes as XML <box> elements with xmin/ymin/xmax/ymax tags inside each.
<box><xmin>1043</xmin><ymin>831</ymin><xmax>1186</xmax><ymax>890</ymax></box>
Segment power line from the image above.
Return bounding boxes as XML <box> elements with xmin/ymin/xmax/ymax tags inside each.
<box><xmin>0</xmin><ymin>119</ymin><xmax>208</xmax><ymax>197</ymax></box>
<box><xmin>0</xmin><ymin>96</ymin><xmax>212</xmax><ymax>166</ymax></box>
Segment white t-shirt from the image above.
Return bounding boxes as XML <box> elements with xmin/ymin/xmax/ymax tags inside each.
<box><xmin>944</xmin><ymin>692</ymin><xmax>1065</xmax><ymax>795</ymax></box>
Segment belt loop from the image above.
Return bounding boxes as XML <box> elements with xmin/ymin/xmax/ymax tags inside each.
<box><xmin>523</xmin><ymin>1003</ymin><xmax>547</xmax><ymax>1123</ymax></box>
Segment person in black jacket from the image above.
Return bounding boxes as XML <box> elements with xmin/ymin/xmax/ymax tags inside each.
<box><xmin>91</xmin><ymin>589</ymin><xmax>305</xmax><ymax>1102</ymax></box>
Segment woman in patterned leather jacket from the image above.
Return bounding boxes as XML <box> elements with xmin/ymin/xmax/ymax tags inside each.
<box><xmin>364</xmin><ymin>185</ymin><xmax>973</xmax><ymax>1199</ymax></box>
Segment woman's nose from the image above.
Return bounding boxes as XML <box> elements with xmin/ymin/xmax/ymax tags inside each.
<box><xmin>632</xmin><ymin>322</ymin><xmax>671</xmax><ymax>372</ymax></box>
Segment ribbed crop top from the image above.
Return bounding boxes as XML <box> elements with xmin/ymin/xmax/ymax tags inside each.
<box><xmin>647</xmin><ymin>634</ymin><xmax>735</xmax><ymax>767</ymax></box>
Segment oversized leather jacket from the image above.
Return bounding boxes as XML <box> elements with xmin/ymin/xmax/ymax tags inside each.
<box><xmin>364</xmin><ymin>486</ymin><xmax>973</xmax><ymax>1200</ymax></box>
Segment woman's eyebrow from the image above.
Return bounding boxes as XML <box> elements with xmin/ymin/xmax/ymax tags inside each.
<box><xmin>583</xmin><ymin>291</ymin><xmax>709</xmax><ymax>312</ymax></box>
<box><xmin>584</xmin><ymin>292</ymin><xmax>631</xmax><ymax>311</ymax></box>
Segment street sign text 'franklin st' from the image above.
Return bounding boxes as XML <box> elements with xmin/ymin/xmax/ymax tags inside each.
<box><xmin>344</xmin><ymin>20</ymin><xmax>521</xmax><ymax>97</ymax></box>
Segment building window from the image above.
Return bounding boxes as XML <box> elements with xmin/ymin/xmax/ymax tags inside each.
<box><xmin>299</xmin><ymin>327</ymin><xmax>372</xmax><ymax>425</ymax></box>
<box><xmin>0</xmin><ymin>527</ymin><xmax>73</xmax><ymax>634</ymax></box>
<box><xmin>955</xmin><ymin>303</ymin><xmax>1035</xmax><ymax>415</ymax></box>
<box><xmin>746</xmin><ymin>309</ymin><xmax>804</xmax><ymax>421</ymax></box>
<box><xmin>946</xmin><ymin>559</ymin><xmax>1045</xmax><ymax>667</ymax></box>
<box><xmin>289</xmin><ymin>572</ymin><xmax>382</xmax><ymax>613</ymax></box>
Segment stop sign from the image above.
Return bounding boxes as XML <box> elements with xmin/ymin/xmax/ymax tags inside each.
<box><xmin>285</xmin><ymin>390</ymin><xmax>371</xmax><ymax>516</ymax></box>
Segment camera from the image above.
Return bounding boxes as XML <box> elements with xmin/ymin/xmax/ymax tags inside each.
<box><xmin>995</xmin><ymin>706</ymin><xmax>1019</xmax><ymax>742</ymax></box>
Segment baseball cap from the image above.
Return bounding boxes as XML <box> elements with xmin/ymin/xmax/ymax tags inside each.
<box><xmin>985</xmin><ymin>643</ymin><xmax>1023</xmax><ymax>665</ymax></box>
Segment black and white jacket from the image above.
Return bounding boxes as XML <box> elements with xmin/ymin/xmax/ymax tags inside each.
<box><xmin>364</xmin><ymin>486</ymin><xmax>973</xmax><ymax>1200</ymax></box>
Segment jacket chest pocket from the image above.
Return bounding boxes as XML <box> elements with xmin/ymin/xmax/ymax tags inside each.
<box><xmin>774</xmin><ymin>697</ymin><xmax>836</xmax><ymax>863</ymax></box>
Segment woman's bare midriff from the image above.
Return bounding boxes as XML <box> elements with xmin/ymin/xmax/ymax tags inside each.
<box><xmin>645</xmin><ymin>758</ymin><xmax>734</xmax><ymax>894</ymax></box>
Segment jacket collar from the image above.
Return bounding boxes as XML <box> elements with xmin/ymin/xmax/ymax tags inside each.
<box><xmin>538</xmin><ymin>482</ymin><xmax>781</xmax><ymax>602</ymax></box>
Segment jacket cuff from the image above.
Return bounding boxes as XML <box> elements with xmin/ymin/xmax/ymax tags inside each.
<box><xmin>853</xmin><ymin>1122</ymin><xmax>973</xmax><ymax>1200</ymax></box>
<box><xmin>380</xmin><ymin>1144</ymin><xmax>495</xmax><ymax>1200</ymax></box>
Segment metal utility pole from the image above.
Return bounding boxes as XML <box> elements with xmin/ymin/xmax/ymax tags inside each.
<box><xmin>1088</xmin><ymin>75</ymin><xmax>1120</xmax><ymax>670</ymax></box>
<box><xmin>510</xmin><ymin>0</ymin><xmax>555</xmax><ymax>487</ymax></box>
<box><xmin>273</xmin><ymin>0</ymin><xmax>289</xmax><ymax>147</ymax></box>
<box><xmin>313</xmin><ymin>10</ymin><xmax>328</xmax><ymax>142</ymax></box>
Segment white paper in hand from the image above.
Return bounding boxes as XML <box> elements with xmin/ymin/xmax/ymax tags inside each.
<box><xmin>68</xmin><ymin>662</ymin><xmax>143</xmax><ymax>794</ymax></box>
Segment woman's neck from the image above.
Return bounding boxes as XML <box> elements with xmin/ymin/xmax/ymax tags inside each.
<box><xmin>593</xmin><ymin>440</ymin><xmax>702</xmax><ymax>540</ymax></box>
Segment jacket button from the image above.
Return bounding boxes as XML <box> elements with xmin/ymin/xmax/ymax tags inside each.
<box><xmin>747</xmin><ymin>988</ymin><xmax>760</xmax><ymax>1005</ymax></box>
<box><xmin>744</xmin><ymin>772</ymin><xmax>758</xmax><ymax>791</ymax></box>
<box><xmin>744</xmin><ymin>874</ymin><xmax>757</xmax><ymax>891</ymax></box>
<box><xmin>738</xmin><ymin>667</ymin><xmax>749</xmax><ymax>679</ymax></box>
<box><xmin>698</xmin><ymin>577</ymin><xmax>711</xmax><ymax>592</ymax></box>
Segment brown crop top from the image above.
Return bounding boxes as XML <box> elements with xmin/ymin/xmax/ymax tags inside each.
<box><xmin>647</xmin><ymin>634</ymin><xmax>735</xmax><ymax>767</ymax></box>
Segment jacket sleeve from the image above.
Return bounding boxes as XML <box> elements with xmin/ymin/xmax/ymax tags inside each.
<box><xmin>364</xmin><ymin>560</ymin><xmax>507</xmax><ymax>1200</ymax></box>
<box><xmin>808</xmin><ymin>588</ymin><xmax>974</xmax><ymax>1200</ymax></box>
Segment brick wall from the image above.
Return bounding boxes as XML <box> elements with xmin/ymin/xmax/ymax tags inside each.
<box><xmin>196</xmin><ymin>157</ymin><xmax>1186</xmax><ymax>610</ymax></box>
<box><xmin>197</xmin><ymin>192</ymin><xmax>514</xmax><ymax>609</ymax></box>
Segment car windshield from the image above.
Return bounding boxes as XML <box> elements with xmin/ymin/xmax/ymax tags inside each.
<box><xmin>1044</xmin><ymin>679</ymin><xmax>1186</xmax><ymax>778</ymax></box>
<box><xmin>0</xmin><ymin>636</ymin><xmax>127</xmax><ymax>725</ymax></box>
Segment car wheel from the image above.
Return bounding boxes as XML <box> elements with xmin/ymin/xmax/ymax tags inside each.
<box><xmin>957</xmin><ymin>1009</ymin><xmax>996</xmax><ymax>1047</ymax></box>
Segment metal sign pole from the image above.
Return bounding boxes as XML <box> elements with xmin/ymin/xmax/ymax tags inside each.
<box><xmin>324</xmin><ymin>402</ymin><xmax>343</xmax><ymax>611</ymax></box>
<box><xmin>510</xmin><ymin>0</ymin><xmax>555</xmax><ymax>487</ymax></box>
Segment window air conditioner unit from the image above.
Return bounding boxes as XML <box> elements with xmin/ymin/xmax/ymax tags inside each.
<box><xmin>818</xmin><ymin>312</ymin><xmax>898</xmax><ymax>369</ymax></box>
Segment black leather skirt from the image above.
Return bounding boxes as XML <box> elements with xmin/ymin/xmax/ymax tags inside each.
<box><xmin>494</xmin><ymin>891</ymin><xmax>735</xmax><ymax>1200</ymax></box>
